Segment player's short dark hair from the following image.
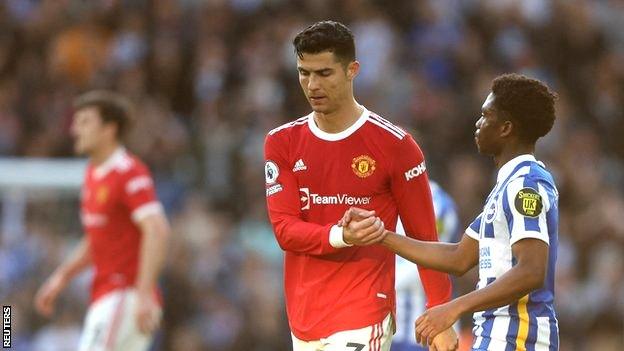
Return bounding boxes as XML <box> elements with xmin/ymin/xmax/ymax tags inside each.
<box><xmin>491</xmin><ymin>73</ymin><xmax>557</xmax><ymax>144</ymax></box>
<box><xmin>73</xmin><ymin>90</ymin><xmax>133</xmax><ymax>139</ymax></box>
<box><xmin>293</xmin><ymin>20</ymin><xmax>356</xmax><ymax>66</ymax></box>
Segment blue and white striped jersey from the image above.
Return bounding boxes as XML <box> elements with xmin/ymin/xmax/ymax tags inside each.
<box><xmin>466</xmin><ymin>154</ymin><xmax>559</xmax><ymax>351</ymax></box>
<box><xmin>393</xmin><ymin>180</ymin><xmax>460</xmax><ymax>351</ymax></box>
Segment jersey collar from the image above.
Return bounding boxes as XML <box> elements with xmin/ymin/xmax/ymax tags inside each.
<box><xmin>307</xmin><ymin>106</ymin><xmax>369</xmax><ymax>141</ymax></box>
<box><xmin>93</xmin><ymin>147</ymin><xmax>126</xmax><ymax>180</ymax></box>
<box><xmin>496</xmin><ymin>154</ymin><xmax>536</xmax><ymax>182</ymax></box>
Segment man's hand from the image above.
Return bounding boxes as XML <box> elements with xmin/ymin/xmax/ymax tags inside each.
<box><xmin>428</xmin><ymin>327</ymin><xmax>458</xmax><ymax>351</ymax></box>
<box><xmin>341</xmin><ymin>208</ymin><xmax>386</xmax><ymax>246</ymax></box>
<box><xmin>415</xmin><ymin>302</ymin><xmax>461</xmax><ymax>346</ymax></box>
<box><xmin>34</xmin><ymin>272</ymin><xmax>68</xmax><ymax>317</ymax></box>
<box><xmin>135</xmin><ymin>290</ymin><xmax>161</xmax><ymax>335</ymax></box>
<box><xmin>338</xmin><ymin>206</ymin><xmax>377</xmax><ymax>227</ymax></box>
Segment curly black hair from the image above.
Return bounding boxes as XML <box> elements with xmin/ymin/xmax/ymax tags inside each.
<box><xmin>293</xmin><ymin>21</ymin><xmax>355</xmax><ymax>66</ymax></box>
<box><xmin>491</xmin><ymin>74</ymin><xmax>557</xmax><ymax>144</ymax></box>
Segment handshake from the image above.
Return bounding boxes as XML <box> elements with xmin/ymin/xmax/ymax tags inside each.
<box><xmin>337</xmin><ymin>207</ymin><xmax>388</xmax><ymax>246</ymax></box>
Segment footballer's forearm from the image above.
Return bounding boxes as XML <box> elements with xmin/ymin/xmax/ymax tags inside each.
<box><xmin>452</xmin><ymin>238</ymin><xmax>548</xmax><ymax>315</ymax></box>
<box><xmin>381</xmin><ymin>232</ymin><xmax>476</xmax><ymax>276</ymax></box>
<box><xmin>54</xmin><ymin>237</ymin><xmax>92</xmax><ymax>282</ymax></box>
<box><xmin>451</xmin><ymin>263</ymin><xmax>541</xmax><ymax>315</ymax></box>
<box><xmin>271</xmin><ymin>214</ymin><xmax>342</xmax><ymax>256</ymax></box>
<box><xmin>136</xmin><ymin>214</ymin><xmax>170</xmax><ymax>295</ymax></box>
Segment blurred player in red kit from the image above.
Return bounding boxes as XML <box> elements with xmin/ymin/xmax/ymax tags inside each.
<box><xmin>264</xmin><ymin>21</ymin><xmax>457</xmax><ymax>351</ymax></box>
<box><xmin>34</xmin><ymin>91</ymin><xmax>170</xmax><ymax>351</ymax></box>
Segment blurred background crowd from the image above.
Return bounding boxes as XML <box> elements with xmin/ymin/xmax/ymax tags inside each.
<box><xmin>0</xmin><ymin>0</ymin><xmax>622</xmax><ymax>350</ymax></box>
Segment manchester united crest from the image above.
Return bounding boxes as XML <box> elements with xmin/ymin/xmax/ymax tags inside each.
<box><xmin>352</xmin><ymin>155</ymin><xmax>376</xmax><ymax>178</ymax></box>
<box><xmin>96</xmin><ymin>186</ymin><xmax>109</xmax><ymax>204</ymax></box>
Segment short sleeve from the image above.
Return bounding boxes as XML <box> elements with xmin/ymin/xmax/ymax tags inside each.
<box><xmin>503</xmin><ymin>177</ymin><xmax>550</xmax><ymax>246</ymax></box>
<box><xmin>465</xmin><ymin>213</ymin><xmax>482</xmax><ymax>240</ymax></box>
<box><xmin>121</xmin><ymin>164</ymin><xmax>162</xmax><ymax>223</ymax></box>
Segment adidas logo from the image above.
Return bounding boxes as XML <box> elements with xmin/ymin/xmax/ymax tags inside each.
<box><xmin>293</xmin><ymin>159</ymin><xmax>307</xmax><ymax>172</ymax></box>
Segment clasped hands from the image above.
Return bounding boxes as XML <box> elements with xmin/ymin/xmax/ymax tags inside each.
<box><xmin>337</xmin><ymin>207</ymin><xmax>459</xmax><ymax>351</ymax></box>
<box><xmin>337</xmin><ymin>207</ymin><xmax>387</xmax><ymax>246</ymax></box>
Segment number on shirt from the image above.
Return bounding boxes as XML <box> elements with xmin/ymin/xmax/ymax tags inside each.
<box><xmin>346</xmin><ymin>342</ymin><xmax>365</xmax><ymax>351</ymax></box>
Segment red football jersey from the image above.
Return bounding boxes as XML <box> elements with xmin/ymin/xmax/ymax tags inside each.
<box><xmin>80</xmin><ymin>148</ymin><xmax>163</xmax><ymax>302</ymax></box>
<box><xmin>264</xmin><ymin>107</ymin><xmax>452</xmax><ymax>341</ymax></box>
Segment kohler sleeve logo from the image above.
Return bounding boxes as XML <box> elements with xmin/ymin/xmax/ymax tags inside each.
<box><xmin>404</xmin><ymin>161</ymin><xmax>426</xmax><ymax>181</ymax></box>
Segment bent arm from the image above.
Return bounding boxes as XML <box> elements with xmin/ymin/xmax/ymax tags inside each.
<box><xmin>270</xmin><ymin>213</ymin><xmax>344</xmax><ymax>255</ymax></box>
<box><xmin>452</xmin><ymin>238</ymin><xmax>548</xmax><ymax>314</ymax></box>
<box><xmin>34</xmin><ymin>236</ymin><xmax>92</xmax><ymax>316</ymax></box>
<box><xmin>53</xmin><ymin>236</ymin><xmax>92</xmax><ymax>283</ymax></box>
<box><xmin>382</xmin><ymin>232</ymin><xmax>479</xmax><ymax>276</ymax></box>
<box><xmin>265</xmin><ymin>133</ymin><xmax>345</xmax><ymax>256</ymax></box>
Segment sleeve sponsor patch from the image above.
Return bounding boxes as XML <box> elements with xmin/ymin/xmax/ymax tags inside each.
<box><xmin>125</xmin><ymin>175</ymin><xmax>153</xmax><ymax>194</ymax></box>
<box><xmin>265</xmin><ymin>161</ymin><xmax>279</xmax><ymax>185</ymax></box>
<box><xmin>514</xmin><ymin>187</ymin><xmax>543</xmax><ymax>217</ymax></box>
<box><xmin>404</xmin><ymin>161</ymin><xmax>426</xmax><ymax>181</ymax></box>
<box><xmin>266</xmin><ymin>184</ymin><xmax>283</xmax><ymax>197</ymax></box>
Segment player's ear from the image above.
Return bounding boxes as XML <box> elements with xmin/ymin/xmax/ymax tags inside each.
<box><xmin>500</xmin><ymin>120</ymin><xmax>514</xmax><ymax>138</ymax></box>
<box><xmin>346</xmin><ymin>60</ymin><xmax>359</xmax><ymax>80</ymax></box>
<box><xmin>103</xmin><ymin>121</ymin><xmax>120</xmax><ymax>141</ymax></box>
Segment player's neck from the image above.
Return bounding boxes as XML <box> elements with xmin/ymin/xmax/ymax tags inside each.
<box><xmin>494</xmin><ymin>143</ymin><xmax>535</xmax><ymax>169</ymax></box>
<box><xmin>313</xmin><ymin>98</ymin><xmax>363</xmax><ymax>133</ymax></box>
<box><xmin>90</xmin><ymin>142</ymin><xmax>121</xmax><ymax>166</ymax></box>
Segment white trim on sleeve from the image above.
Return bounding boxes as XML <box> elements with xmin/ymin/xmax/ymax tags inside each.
<box><xmin>329</xmin><ymin>225</ymin><xmax>353</xmax><ymax>248</ymax></box>
<box><xmin>131</xmin><ymin>201</ymin><xmax>164</xmax><ymax>223</ymax></box>
<box><xmin>465</xmin><ymin>227</ymin><xmax>480</xmax><ymax>240</ymax></box>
